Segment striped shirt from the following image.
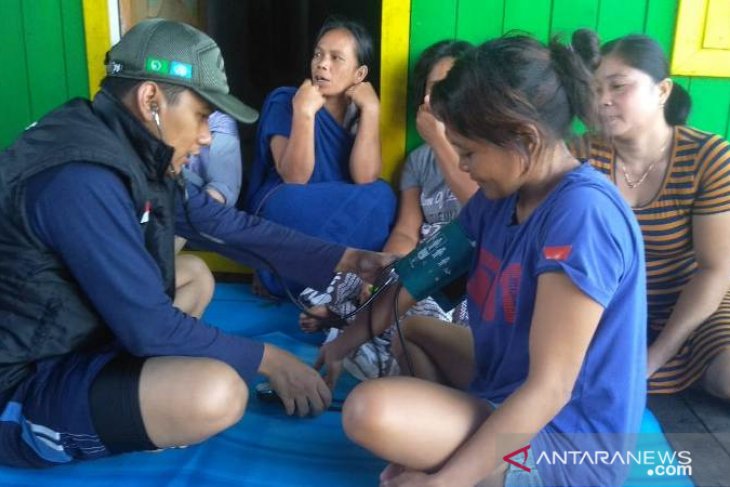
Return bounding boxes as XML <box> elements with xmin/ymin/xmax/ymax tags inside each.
<box><xmin>573</xmin><ymin>126</ymin><xmax>730</xmax><ymax>333</ymax></box>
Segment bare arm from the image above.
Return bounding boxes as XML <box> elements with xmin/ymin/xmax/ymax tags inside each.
<box><xmin>382</xmin><ymin>188</ymin><xmax>424</xmax><ymax>255</ymax></box>
<box><xmin>272</xmin><ymin>80</ymin><xmax>325</xmax><ymax>183</ymax></box>
<box><xmin>347</xmin><ymin>82</ymin><xmax>381</xmax><ymax>183</ymax></box>
<box><xmin>315</xmin><ymin>284</ymin><xmax>417</xmax><ymax>388</ymax></box>
<box><xmin>205</xmin><ymin>187</ymin><xmax>225</xmax><ymax>204</ymax></box>
<box><xmin>647</xmin><ymin>211</ymin><xmax>730</xmax><ymax>376</ymax></box>
<box><xmin>433</xmin><ymin>272</ymin><xmax>604</xmax><ymax>486</ymax></box>
<box><xmin>417</xmin><ymin>100</ymin><xmax>477</xmax><ymax>204</ymax></box>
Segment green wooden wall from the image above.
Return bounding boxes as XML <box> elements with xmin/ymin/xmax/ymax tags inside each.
<box><xmin>0</xmin><ymin>0</ymin><xmax>89</xmax><ymax>149</ymax></box>
<box><xmin>406</xmin><ymin>0</ymin><xmax>730</xmax><ymax>152</ymax></box>
<box><xmin>1</xmin><ymin>0</ymin><xmax>729</xmax><ymax>154</ymax></box>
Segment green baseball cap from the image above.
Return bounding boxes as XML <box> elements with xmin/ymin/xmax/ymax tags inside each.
<box><xmin>105</xmin><ymin>19</ymin><xmax>258</xmax><ymax>124</ymax></box>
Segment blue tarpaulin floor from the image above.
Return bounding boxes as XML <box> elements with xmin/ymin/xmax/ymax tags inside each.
<box><xmin>0</xmin><ymin>283</ymin><xmax>693</xmax><ymax>486</ymax></box>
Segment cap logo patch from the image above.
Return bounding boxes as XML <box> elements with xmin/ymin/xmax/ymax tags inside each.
<box><xmin>144</xmin><ymin>57</ymin><xmax>193</xmax><ymax>80</ymax></box>
<box><xmin>109</xmin><ymin>62</ymin><xmax>123</xmax><ymax>74</ymax></box>
<box><xmin>170</xmin><ymin>61</ymin><xmax>193</xmax><ymax>79</ymax></box>
<box><xmin>145</xmin><ymin>57</ymin><xmax>170</xmax><ymax>75</ymax></box>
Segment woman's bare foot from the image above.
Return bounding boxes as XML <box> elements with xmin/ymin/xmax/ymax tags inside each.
<box><xmin>380</xmin><ymin>463</ymin><xmax>407</xmax><ymax>482</ymax></box>
<box><xmin>299</xmin><ymin>306</ymin><xmax>332</xmax><ymax>333</ymax></box>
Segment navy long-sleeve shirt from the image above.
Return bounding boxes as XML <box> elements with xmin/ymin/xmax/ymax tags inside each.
<box><xmin>25</xmin><ymin>162</ymin><xmax>345</xmax><ymax>383</ymax></box>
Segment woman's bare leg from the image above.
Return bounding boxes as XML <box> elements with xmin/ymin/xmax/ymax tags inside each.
<box><xmin>701</xmin><ymin>348</ymin><xmax>730</xmax><ymax>400</ymax></box>
<box><xmin>391</xmin><ymin>316</ymin><xmax>474</xmax><ymax>388</ymax></box>
<box><xmin>343</xmin><ymin>376</ymin><xmax>504</xmax><ymax>484</ymax></box>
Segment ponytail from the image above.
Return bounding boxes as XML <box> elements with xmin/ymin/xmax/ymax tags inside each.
<box><xmin>665</xmin><ymin>83</ymin><xmax>691</xmax><ymax>126</ymax></box>
<box><xmin>549</xmin><ymin>37</ymin><xmax>598</xmax><ymax>131</ymax></box>
<box><xmin>571</xmin><ymin>29</ymin><xmax>601</xmax><ymax>72</ymax></box>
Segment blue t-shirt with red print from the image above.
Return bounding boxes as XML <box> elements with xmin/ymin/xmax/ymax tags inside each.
<box><xmin>458</xmin><ymin>162</ymin><xmax>647</xmax><ymax>487</ymax></box>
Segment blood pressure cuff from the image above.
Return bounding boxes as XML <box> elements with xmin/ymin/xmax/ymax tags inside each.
<box><xmin>393</xmin><ymin>220</ymin><xmax>475</xmax><ymax>310</ymax></box>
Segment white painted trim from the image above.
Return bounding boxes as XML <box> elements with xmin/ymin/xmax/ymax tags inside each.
<box><xmin>107</xmin><ymin>0</ymin><xmax>121</xmax><ymax>43</ymax></box>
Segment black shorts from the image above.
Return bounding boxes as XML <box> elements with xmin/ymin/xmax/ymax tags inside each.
<box><xmin>0</xmin><ymin>350</ymin><xmax>155</xmax><ymax>468</ymax></box>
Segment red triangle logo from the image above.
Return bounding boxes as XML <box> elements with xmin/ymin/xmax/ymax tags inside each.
<box><xmin>503</xmin><ymin>444</ymin><xmax>532</xmax><ymax>472</ymax></box>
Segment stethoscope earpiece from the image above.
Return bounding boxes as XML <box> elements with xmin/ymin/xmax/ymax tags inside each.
<box><xmin>150</xmin><ymin>105</ymin><xmax>163</xmax><ymax>139</ymax></box>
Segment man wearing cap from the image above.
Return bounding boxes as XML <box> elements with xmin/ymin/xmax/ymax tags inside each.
<box><xmin>0</xmin><ymin>19</ymin><xmax>389</xmax><ymax>468</ymax></box>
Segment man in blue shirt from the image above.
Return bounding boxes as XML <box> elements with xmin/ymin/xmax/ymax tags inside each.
<box><xmin>0</xmin><ymin>19</ymin><xmax>389</xmax><ymax>468</ymax></box>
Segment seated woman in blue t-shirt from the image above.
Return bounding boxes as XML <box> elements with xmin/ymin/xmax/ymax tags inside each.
<box><xmin>245</xmin><ymin>17</ymin><xmax>396</xmax><ymax>297</ymax></box>
<box><xmin>327</xmin><ymin>36</ymin><xmax>648</xmax><ymax>487</ymax></box>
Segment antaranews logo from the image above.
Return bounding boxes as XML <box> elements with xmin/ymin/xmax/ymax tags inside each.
<box><xmin>503</xmin><ymin>443</ymin><xmax>692</xmax><ymax>478</ymax></box>
<box><xmin>503</xmin><ymin>445</ymin><xmax>532</xmax><ymax>472</ymax></box>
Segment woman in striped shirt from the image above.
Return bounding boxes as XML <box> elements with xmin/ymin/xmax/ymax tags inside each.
<box><xmin>573</xmin><ymin>30</ymin><xmax>730</xmax><ymax>398</ymax></box>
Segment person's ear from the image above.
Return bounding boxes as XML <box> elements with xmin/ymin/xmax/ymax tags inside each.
<box><xmin>516</xmin><ymin>124</ymin><xmax>543</xmax><ymax>172</ymax></box>
<box><xmin>136</xmin><ymin>81</ymin><xmax>163</xmax><ymax>122</ymax></box>
<box><xmin>658</xmin><ymin>78</ymin><xmax>673</xmax><ymax>107</ymax></box>
<box><xmin>355</xmin><ymin>65</ymin><xmax>368</xmax><ymax>82</ymax></box>
<box><xmin>519</xmin><ymin>124</ymin><xmax>541</xmax><ymax>154</ymax></box>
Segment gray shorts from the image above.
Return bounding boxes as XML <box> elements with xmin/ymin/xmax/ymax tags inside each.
<box><xmin>487</xmin><ymin>399</ymin><xmax>544</xmax><ymax>487</ymax></box>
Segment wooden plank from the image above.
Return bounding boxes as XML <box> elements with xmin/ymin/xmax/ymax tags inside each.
<box><xmin>673</xmin><ymin>76</ymin><xmax>692</xmax><ymax>90</ymax></box>
<box><xmin>406</xmin><ymin>0</ymin><xmax>458</xmax><ymax>152</ymax></box>
<box><xmin>22</xmin><ymin>0</ymin><xmax>69</xmax><ymax>119</ymax></box>
<box><xmin>503</xmin><ymin>0</ymin><xmax>552</xmax><ymax>42</ymax></box>
<box><xmin>703</xmin><ymin>0</ymin><xmax>730</xmax><ymax>50</ymax></box>
<box><xmin>647</xmin><ymin>394</ymin><xmax>703</xmax><ymax>433</ymax></box>
<box><xmin>681</xmin><ymin>390</ymin><xmax>730</xmax><ymax>454</ymax></box>
<box><xmin>61</xmin><ymin>0</ymin><xmax>90</xmax><ymax>99</ymax></box>
<box><xmin>663</xmin><ymin>431</ymin><xmax>730</xmax><ymax>487</ymax></box>
<box><xmin>649</xmin><ymin>394</ymin><xmax>730</xmax><ymax>486</ymax></box>
<box><xmin>0</xmin><ymin>0</ymin><xmax>32</xmax><ymax>148</ymax></box>
<box><xmin>82</xmin><ymin>0</ymin><xmax>113</xmax><ymax>97</ymax></box>
<box><xmin>456</xmin><ymin>0</ymin><xmax>504</xmax><ymax>44</ymax></box>
<box><xmin>597</xmin><ymin>0</ymin><xmax>647</xmax><ymax>42</ymax></box>
<box><xmin>409</xmin><ymin>0</ymin><xmax>457</xmax><ymax>61</ymax></box>
<box><xmin>687</xmin><ymin>77</ymin><xmax>730</xmax><ymax>135</ymax></box>
<box><xmin>550</xmin><ymin>0</ymin><xmax>599</xmax><ymax>39</ymax></box>
<box><xmin>380</xmin><ymin>0</ymin><xmax>412</xmax><ymax>183</ymax></box>
<box><xmin>644</xmin><ymin>0</ymin><xmax>680</xmax><ymax>56</ymax></box>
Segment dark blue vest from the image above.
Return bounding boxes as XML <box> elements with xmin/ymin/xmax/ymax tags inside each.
<box><xmin>0</xmin><ymin>91</ymin><xmax>177</xmax><ymax>392</ymax></box>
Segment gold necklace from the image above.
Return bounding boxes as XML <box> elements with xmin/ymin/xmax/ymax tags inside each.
<box><xmin>619</xmin><ymin>160</ymin><xmax>655</xmax><ymax>189</ymax></box>
<box><xmin>615</xmin><ymin>135</ymin><xmax>672</xmax><ymax>190</ymax></box>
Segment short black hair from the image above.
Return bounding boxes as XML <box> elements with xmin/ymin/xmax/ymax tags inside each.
<box><xmin>315</xmin><ymin>16</ymin><xmax>373</xmax><ymax>67</ymax></box>
<box><xmin>100</xmin><ymin>77</ymin><xmax>188</xmax><ymax>105</ymax></box>
<box><xmin>412</xmin><ymin>40</ymin><xmax>472</xmax><ymax>107</ymax></box>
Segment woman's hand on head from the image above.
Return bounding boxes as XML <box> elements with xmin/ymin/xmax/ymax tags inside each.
<box><xmin>293</xmin><ymin>79</ymin><xmax>326</xmax><ymax>118</ymax></box>
<box><xmin>416</xmin><ymin>101</ymin><xmax>447</xmax><ymax>147</ymax></box>
<box><xmin>346</xmin><ymin>81</ymin><xmax>380</xmax><ymax>114</ymax></box>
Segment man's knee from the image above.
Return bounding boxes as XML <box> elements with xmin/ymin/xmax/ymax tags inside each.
<box><xmin>174</xmin><ymin>254</ymin><xmax>215</xmax><ymax>316</ymax></box>
<box><xmin>189</xmin><ymin>360</ymin><xmax>249</xmax><ymax>428</ymax></box>
<box><xmin>181</xmin><ymin>254</ymin><xmax>214</xmax><ymax>289</ymax></box>
<box><xmin>138</xmin><ymin>358</ymin><xmax>249</xmax><ymax>448</ymax></box>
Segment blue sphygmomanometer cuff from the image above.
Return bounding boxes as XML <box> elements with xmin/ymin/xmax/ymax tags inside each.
<box><xmin>393</xmin><ymin>220</ymin><xmax>475</xmax><ymax>309</ymax></box>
